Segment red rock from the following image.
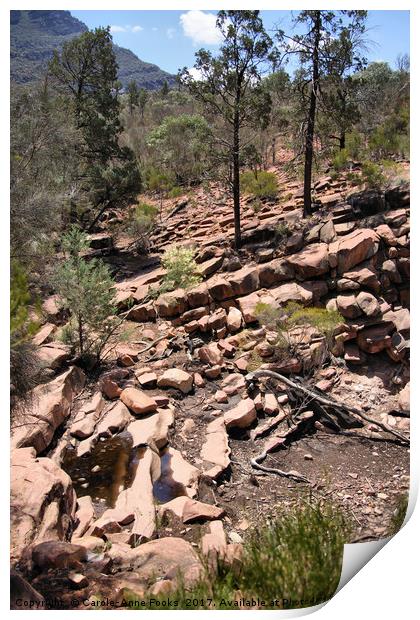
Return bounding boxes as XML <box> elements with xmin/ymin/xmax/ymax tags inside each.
<box><xmin>126</xmin><ymin>302</ymin><xmax>157</xmax><ymax>322</ymax></box>
<box><xmin>337</xmin><ymin>294</ymin><xmax>362</xmax><ymax>319</ymax></box>
<box><xmin>208</xmin><ymin>308</ymin><xmax>227</xmax><ymax>330</ymax></box>
<box><xmin>155</xmin><ymin>289</ymin><xmax>187</xmax><ymax>317</ymax></box>
<box><xmin>207</xmin><ymin>275</ymin><xmax>234</xmax><ymax>301</ymax></box>
<box><xmin>238</xmin><ymin>292</ymin><xmax>261</xmax><ymax>323</ymax></box>
<box><xmin>198</xmin><ymin>343</ymin><xmax>223</xmax><ymax>365</ymax></box>
<box><xmin>286</xmin><ymin>243</ymin><xmax>329</xmax><ymax>279</ymax></box>
<box><xmin>226</xmin><ymin>306</ymin><xmax>243</xmax><ymax>332</ymax></box>
<box><xmin>205</xmin><ymin>365</ymin><xmax>222</xmax><ymax>379</ymax></box>
<box><xmin>32</xmin><ymin>323</ymin><xmax>56</xmax><ymax>346</ymax></box>
<box><xmin>137</xmin><ymin>372</ymin><xmax>158</xmax><ymax>389</ymax></box>
<box><xmin>356</xmin><ymin>291</ymin><xmax>381</xmax><ymax>317</ymax></box>
<box><xmin>194</xmin><ymin>372</ymin><xmax>205</xmax><ymax>388</ymax></box>
<box><xmin>258</xmin><ymin>258</ymin><xmax>294</xmax><ymax>287</ymax></box>
<box><xmin>270</xmin><ymin>283</ymin><xmax>312</xmax><ymax>306</ymax></box>
<box><xmin>329</xmin><ymin>229</ymin><xmax>379</xmax><ymax>274</ymax></box>
<box><xmin>227</xmin><ymin>266</ymin><xmax>260</xmax><ymax>296</ymax></box>
<box><xmin>263</xmin><ymin>393</ymin><xmax>279</xmax><ymax>415</ymax></box>
<box><xmin>185</xmin><ymin>283</ymin><xmax>211</xmax><ymax>308</ymax></box>
<box><xmin>120</xmin><ymin>388</ymin><xmax>157</xmax><ymax>415</ymax></box>
<box><xmin>376</xmin><ymin>224</ymin><xmax>398</xmax><ymax>246</ymax></box>
<box><xmin>157</xmin><ymin>369</ymin><xmax>193</xmax><ymax>394</ymax></box>
<box><xmin>224</xmin><ymin>398</ymin><xmax>257</xmax><ymax>430</ymax></box>
<box><xmin>357</xmin><ymin>322</ymin><xmax>394</xmax><ymax>354</ymax></box>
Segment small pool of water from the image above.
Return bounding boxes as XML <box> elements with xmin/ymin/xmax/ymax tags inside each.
<box><xmin>62</xmin><ymin>436</ymin><xmax>188</xmax><ymax>509</ymax></box>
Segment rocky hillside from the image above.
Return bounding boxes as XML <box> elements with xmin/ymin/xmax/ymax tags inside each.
<box><xmin>10</xmin><ymin>10</ymin><xmax>176</xmax><ymax>89</ymax></box>
<box><xmin>10</xmin><ymin>159</ymin><xmax>410</xmax><ymax>607</ymax></box>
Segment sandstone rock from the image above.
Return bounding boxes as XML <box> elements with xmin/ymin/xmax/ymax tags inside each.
<box><xmin>238</xmin><ymin>291</ymin><xmax>261</xmax><ymax>323</ymax></box>
<box><xmin>155</xmin><ymin>289</ymin><xmax>187</xmax><ymax>318</ymax></box>
<box><xmin>263</xmin><ymin>393</ymin><xmax>279</xmax><ymax>415</ymax></box>
<box><xmin>356</xmin><ymin>291</ymin><xmax>381</xmax><ymax>317</ymax></box>
<box><xmin>226</xmin><ymin>307</ymin><xmax>243</xmax><ymax>332</ymax></box>
<box><xmin>107</xmin><ymin>537</ymin><xmax>202</xmax><ymax>585</ymax></box>
<box><xmin>31</xmin><ymin>541</ymin><xmax>87</xmax><ymax>571</ymax></box>
<box><xmin>198</xmin><ymin>255</ymin><xmax>224</xmax><ymax>277</ymax></box>
<box><xmin>286</xmin><ymin>232</ymin><xmax>304</xmax><ymax>253</ymax></box>
<box><xmin>382</xmin><ymin>259</ymin><xmax>402</xmax><ymax>284</ymax></box>
<box><xmin>286</xmin><ymin>243</ymin><xmax>329</xmax><ymax>279</ymax></box>
<box><xmin>99</xmin><ymin>368</ymin><xmax>129</xmax><ymax>399</ymax></box>
<box><xmin>270</xmin><ymin>282</ymin><xmax>313</xmax><ymax>306</ymax></box>
<box><xmin>224</xmin><ymin>398</ymin><xmax>257</xmax><ymax>430</ymax></box>
<box><xmin>329</xmin><ymin>229</ymin><xmax>379</xmax><ymax>274</ymax></box>
<box><xmin>157</xmin><ymin>368</ymin><xmax>193</xmax><ymax>394</ymax></box>
<box><xmin>201</xmin><ymin>520</ymin><xmax>227</xmax><ymax>556</ymax></box>
<box><xmin>337</xmin><ymin>294</ymin><xmax>362</xmax><ymax>319</ymax></box>
<box><xmin>127</xmin><ymin>408</ymin><xmax>174</xmax><ymax>449</ymax></box>
<box><xmin>208</xmin><ymin>307</ymin><xmax>227</xmax><ymax>330</ymax></box>
<box><xmin>11</xmin><ymin>448</ymin><xmax>76</xmax><ymax>563</ymax></box>
<box><xmin>207</xmin><ymin>275</ymin><xmax>234</xmax><ymax>301</ymax></box>
<box><xmin>125</xmin><ymin>302</ymin><xmax>157</xmax><ymax>322</ymax></box>
<box><xmin>161</xmin><ymin>447</ymin><xmax>200</xmax><ymax>498</ymax></box>
<box><xmin>344</xmin><ymin>342</ymin><xmax>366</xmax><ymax>365</ymax></box>
<box><xmin>194</xmin><ymin>372</ymin><xmax>205</xmax><ymax>388</ymax></box>
<box><xmin>120</xmin><ymin>388</ymin><xmax>157</xmax><ymax>415</ymax></box>
<box><xmin>198</xmin><ymin>343</ymin><xmax>223</xmax><ymax>366</ymax></box>
<box><xmin>11</xmin><ymin>366</ymin><xmax>85</xmax><ymax>454</ymax></box>
<box><xmin>159</xmin><ymin>497</ymin><xmax>225</xmax><ymax>523</ymax></box>
<box><xmin>70</xmin><ymin>392</ymin><xmax>105</xmax><ymax>439</ymax></box>
<box><xmin>398</xmin><ymin>382</ymin><xmax>410</xmax><ymax>414</ymax></box>
<box><xmin>32</xmin><ymin>323</ymin><xmax>56</xmax><ymax>346</ymax></box>
<box><xmin>73</xmin><ymin>496</ymin><xmax>95</xmax><ymax>538</ymax></box>
<box><xmin>357</xmin><ymin>322</ymin><xmax>394</xmax><ymax>354</ymax></box>
<box><xmin>95</xmin><ymin>401</ymin><xmax>133</xmax><ymax>437</ymax></box>
<box><xmin>227</xmin><ymin>265</ymin><xmax>260</xmax><ymax>296</ymax></box>
<box><xmin>185</xmin><ymin>283</ymin><xmax>211</xmax><ymax>308</ymax></box>
<box><xmin>222</xmin><ymin>373</ymin><xmax>246</xmax><ymax>396</ymax></box>
<box><xmin>201</xmin><ymin>417</ymin><xmax>231</xmax><ymax>479</ymax></box>
<box><xmin>342</xmin><ymin>264</ymin><xmax>381</xmax><ymax>293</ymax></box>
<box><xmin>42</xmin><ymin>294</ymin><xmax>68</xmax><ymax>325</ymax></box>
<box><xmin>375</xmin><ymin>224</ymin><xmax>398</xmax><ymax>246</ymax></box>
<box><xmin>137</xmin><ymin>372</ymin><xmax>157</xmax><ymax>389</ymax></box>
<box><xmin>37</xmin><ymin>342</ymin><xmax>71</xmax><ymax>370</ymax></box>
<box><xmin>383</xmin><ymin>308</ymin><xmax>410</xmax><ymax>335</ymax></box>
<box><xmin>258</xmin><ymin>258</ymin><xmax>294</xmax><ymax>287</ymax></box>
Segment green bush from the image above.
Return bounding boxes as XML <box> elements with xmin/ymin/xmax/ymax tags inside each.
<box><xmin>160</xmin><ymin>246</ymin><xmax>202</xmax><ymax>292</ymax></box>
<box><xmin>332</xmin><ymin>148</ymin><xmax>350</xmax><ymax>172</ymax></box>
<box><xmin>240</xmin><ymin>170</ymin><xmax>278</xmax><ymax>200</ymax></box>
<box><xmin>168</xmin><ymin>186</ymin><xmax>185</xmax><ymax>199</ymax></box>
<box><xmin>280</xmin><ymin>302</ymin><xmax>342</xmax><ymax>344</ymax></box>
<box><xmin>361</xmin><ymin>161</ymin><xmax>386</xmax><ymax>189</ymax></box>
<box><xmin>121</xmin><ymin>499</ymin><xmax>349</xmax><ymax>609</ymax></box>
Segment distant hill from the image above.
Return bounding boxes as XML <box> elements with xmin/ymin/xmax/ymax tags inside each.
<box><xmin>10</xmin><ymin>10</ymin><xmax>176</xmax><ymax>90</ymax></box>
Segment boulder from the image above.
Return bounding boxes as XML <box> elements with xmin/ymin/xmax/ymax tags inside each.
<box><xmin>32</xmin><ymin>323</ymin><xmax>56</xmax><ymax>346</ymax></box>
<box><xmin>160</xmin><ymin>448</ymin><xmax>200</xmax><ymax>499</ymax></box>
<box><xmin>201</xmin><ymin>520</ymin><xmax>227</xmax><ymax>556</ymax></box>
<box><xmin>127</xmin><ymin>407</ymin><xmax>174</xmax><ymax>449</ymax></box>
<box><xmin>207</xmin><ymin>275</ymin><xmax>234</xmax><ymax>302</ymax></box>
<box><xmin>137</xmin><ymin>372</ymin><xmax>158</xmax><ymax>389</ymax></box>
<box><xmin>11</xmin><ymin>448</ymin><xmax>76</xmax><ymax>563</ymax></box>
<box><xmin>185</xmin><ymin>283</ymin><xmax>211</xmax><ymax>308</ymax></box>
<box><xmin>226</xmin><ymin>266</ymin><xmax>260</xmax><ymax>297</ymax></box>
<box><xmin>270</xmin><ymin>282</ymin><xmax>313</xmax><ymax>306</ymax></box>
<box><xmin>125</xmin><ymin>302</ymin><xmax>157</xmax><ymax>322</ymax></box>
<box><xmin>357</xmin><ymin>322</ymin><xmax>394</xmax><ymax>354</ymax></box>
<box><xmin>227</xmin><ymin>306</ymin><xmax>243</xmax><ymax>332</ymax></box>
<box><xmin>99</xmin><ymin>368</ymin><xmax>129</xmax><ymax>399</ymax></box>
<box><xmin>120</xmin><ymin>388</ymin><xmax>158</xmax><ymax>416</ymax></box>
<box><xmin>95</xmin><ymin>401</ymin><xmax>132</xmax><ymax>437</ymax></box>
<box><xmin>238</xmin><ymin>292</ymin><xmax>262</xmax><ymax>323</ymax></box>
<box><xmin>375</xmin><ymin>224</ymin><xmax>398</xmax><ymax>246</ymax></box>
<box><xmin>200</xmin><ymin>417</ymin><xmax>231</xmax><ymax>479</ymax></box>
<box><xmin>383</xmin><ymin>308</ymin><xmax>410</xmax><ymax>335</ymax></box>
<box><xmin>69</xmin><ymin>392</ymin><xmax>105</xmax><ymax>439</ymax></box>
<box><xmin>157</xmin><ymin>369</ymin><xmax>193</xmax><ymax>394</ymax></box>
<box><xmin>208</xmin><ymin>307</ymin><xmax>227</xmax><ymax>330</ymax></box>
<box><xmin>11</xmin><ymin>366</ymin><xmax>85</xmax><ymax>454</ymax></box>
<box><xmin>258</xmin><ymin>258</ymin><xmax>294</xmax><ymax>287</ymax></box>
<box><xmin>341</xmin><ymin>264</ymin><xmax>381</xmax><ymax>293</ymax></box>
<box><xmin>155</xmin><ymin>289</ymin><xmax>187</xmax><ymax>318</ymax></box>
<box><xmin>224</xmin><ymin>398</ymin><xmax>257</xmax><ymax>430</ymax></box>
<box><xmin>356</xmin><ymin>291</ymin><xmax>381</xmax><ymax>317</ymax></box>
<box><xmin>286</xmin><ymin>243</ymin><xmax>329</xmax><ymax>279</ymax></box>
<box><xmin>31</xmin><ymin>541</ymin><xmax>87</xmax><ymax>571</ymax></box>
<box><xmin>343</xmin><ymin>342</ymin><xmax>367</xmax><ymax>365</ymax></box>
<box><xmin>73</xmin><ymin>496</ymin><xmax>95</xmax><ymax>538</ymax></box>
<box><xmin>159</xmin><ymin>497</ymin><xmax>225</xmax><ymax>523</ymax></box>
<box><xmin>329</xmin><ymin>229</ymin><xmax>379</xmax><ymax>274</ymax></box>
<box><xmin>42</xmin><ymin>294</ymin><xmax>68</xmax><ymax>325</ymax></box>
<box><xmin>337</xmin><ymin>294</ymin><xmax>362</xmax><ymax>319</ymax></box>
<box><xmin>198</xmin><ymin>343</ymin><xmax>223</xmax><ymax>366</ymax></box>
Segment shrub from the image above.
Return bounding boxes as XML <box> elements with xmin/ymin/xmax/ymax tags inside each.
<box><xmin>361</xmin><ymin>161</ymin><xmax>386</xmax><ymax>189</ymax></box>
<box><xmin>121</xmin><ymin>499</ymin><xmax>349</xmax><ymax>609</ymax></box>
<box><xmin>280</xmin><ymin>302</ymin><xmax>342</xmax><ymax>346</ymax></box>
<box><xmin>332</xmin><ymin>148</ymin><xmax>350</xmax><ymax>172</ymax></box>
<box><xmin>240</xmin><ymin>170</ymin><xmax>278</xmax><ymax>200</ymax></box>
<box><xmin>126</xmin><ymin>202</ymin><xmax>158</xmax><ymax>252</ymax></box>
<box><xmin>168</xmin><ymin>186</ymin><xmax>185</xmax><ymax>199</ymax></box>
<box><xmin>52</xmin><ymin>225</ymin><xmax>118</xmax><ymax>361</ymax></box>
<box><xmin>160</xmin><ymin>246</ymin><xmax>202</xmax><ymax>292</ymax></box>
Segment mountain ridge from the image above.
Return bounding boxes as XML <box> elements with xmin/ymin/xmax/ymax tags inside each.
<box><xmin>10</xmin><ymin>10</ymin><xmax>176</xmax><ymax>90</ymax></box>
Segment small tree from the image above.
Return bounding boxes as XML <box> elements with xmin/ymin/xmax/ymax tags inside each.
<box><xmin>53</xmin><ymin>226</ymin><xmax>117</xmax><ymax>359</ymax></box>
<box><xmin>127</xmin><ymin>79</ymin><xmax>139</xmax><ymax>114</ymax></box>
<box><xmin>180</xmin><ymin>10</ymin><xmax>277</xmax><ymax>248</ymax></box>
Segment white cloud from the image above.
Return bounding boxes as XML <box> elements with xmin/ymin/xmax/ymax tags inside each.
<box><xmin>110</xmin><ymin>24</ymin><xmax>143</xmax><ymax>34</ymax></box>
<box><xmin>110</xmin><ymin>25</ymin><xmax>126</xmax><ymax>33</ymax></box>
<box><xmin>180</xmin><ymin>10</ymin><xmax>223</xmax><ymax>46</ymax></box>
<box><xmin>187</xmin><ymin>66</ymin><xmax>205</xmax><ymax>81</ymax></box>
<box><xmin>166</xmin><ymin>27</ymin><xmax>176</xmax><ymax>39</ymax></box>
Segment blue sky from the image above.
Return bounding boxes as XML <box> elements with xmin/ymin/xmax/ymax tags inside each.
<box><xmin>71</xmin><ymin>9</ymin><xmax>410</xmax><ymax>75</ymax></box>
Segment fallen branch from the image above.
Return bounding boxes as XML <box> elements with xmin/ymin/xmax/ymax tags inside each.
<box><xmin>247</xmin><ymin>370</ymin><xmax>410</xmax><ymax>445</ymax></box>
<box><xmin>251</xmin><ymin>451</ymin><xmax>311</xmax><ymax>483</ymax></box>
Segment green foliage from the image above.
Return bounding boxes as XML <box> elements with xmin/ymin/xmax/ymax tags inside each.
<box><xmin>126</xmin><ymin>202</ymin><xmax>159</xmax><ymax>251</ymax></box>
<box><xmin>168</xmin><ymin>186</ymin><xmax>185</xmax><ymax>199</ymax></box>
<box><xmin>332</xmin><ymin>148</ymin><xmax>350</xmax><ymax>172</ymax></box>
<box><xmin>145</xmin><ymin>168</ymin><xmax>176</xmax><ymax>194</ymax></box>
<box><xmin>52</xmin><ymin>226</ymin><xmax>117</xmax><ymax>359</ymax></box>
<box><xmin>122</xmin><ymin>499</ymin><xmax>349</xmax><ymax>609</ymax></box>
<box><xmin>160</xmin><ymin>246</ymin><xmax>202</xmax><ymax>292</ymax></box>
<box><xmin>388</xmin><ymin>494</ymin><xmax>409</xmax><ymax>536</ymax></box>
<box><xmin>240</xmin><ymin>170</ymin><xmax>278</xmax><ymax>200</ymax></box>
<box><xmin>10</xmin><ymin>261</ymin><xmax>39</xmax><ymax>347</ymax></box>
<box><xmin>281</xmin><ymin>302</ymin><xmax>341</xmax><ymax>342</ymax></box>
<box><xmin>360</xmin><ymin>161</ymin><xmax>386</xmax><ymax>189</ymax></box>
<box><xmin>147</xmin><ymin>114</ymin><xmax>211</xmax><ymax>185</ymax></box>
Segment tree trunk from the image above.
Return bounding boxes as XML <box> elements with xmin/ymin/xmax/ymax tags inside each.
<box><xmin>78</xmin><ymin>313</ymin><xmax>84</xmax><ymax>357</ymax></box>
<box><xmin>339</xmin><ymin>131</ymin><xmax>346</xmax><ymax>150</ymax></box>
<box><xmin>232</xmin><ymin>108</ymin><xmax>241</xmax><ymax>249</ymax></box>
<box><xmin>303</xmin><ymin>11</ymin><xmax>321</xmax><ymax>218</ymax></box>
